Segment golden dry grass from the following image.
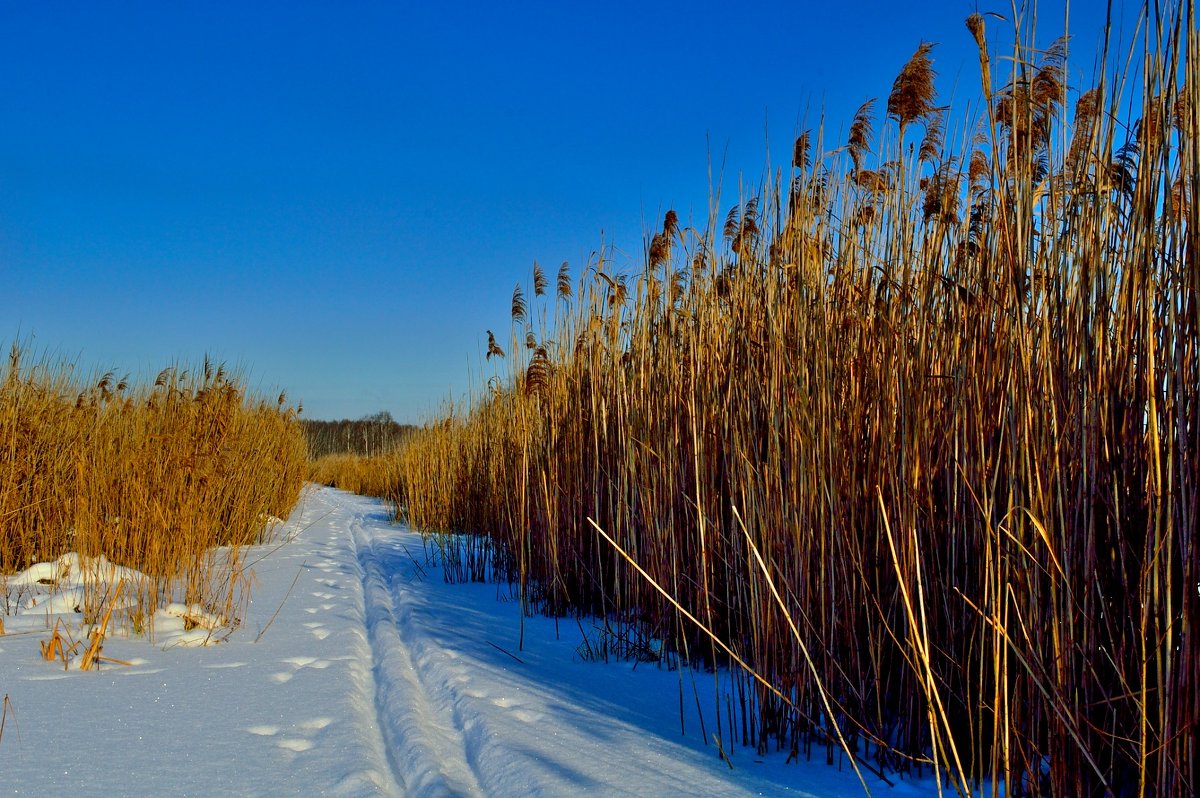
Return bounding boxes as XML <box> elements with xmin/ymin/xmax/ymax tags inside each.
<box><xmin>371</xmin><ymin>7</ymin><xmax>1195</xmax><ymax>795</ymax></box>
<box><xmin>307</xmin><ymin>452</ymin><xmax>403</xmax><ymax>499</ymax></box>
<box><xmin>0</xmin><ymin>346</ymin><xmax>307</xmax><ymax>634</ymax></box>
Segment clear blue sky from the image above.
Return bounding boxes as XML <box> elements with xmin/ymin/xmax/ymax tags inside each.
<box><xmin>1</xmin><ymin>1</ymin><xmax>1128</xmax><ymax>421</ymax></box>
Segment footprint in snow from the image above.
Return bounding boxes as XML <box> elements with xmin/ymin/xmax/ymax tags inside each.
<box><xmin>511</xmin><ymin>709</ymin><xmax>544</xmax><ymax>724</ymax></box>
<box><xmin>272</xmin><ymin>655</ymin><xmax>333</xmax><ymax>681</ymax></box>
<box><xmin>282</xmin><ymin>655</ymin><xmax>328</xmax><ymax>668</ymax></box>
<box><xmin>247</xmin><ymin>725</ymin><xmax>280</xmax><ymax>736</ymax></box>
<box><xmin>298</xmin><ymin>717</ymin><xmax>333</xmax><ymax>731</ymax></box>
<box><xmin>302</xmin><ymin>622</ymin><xmax>331</xmax><ymax>641</ymax></box>
<box><xmin>277</xmin><ymin>738</ymin><xmax>314</xmax><ymax>752</ymax></box>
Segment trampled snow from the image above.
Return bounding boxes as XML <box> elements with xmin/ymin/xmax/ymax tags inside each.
<box><xmin>1</xmin><ymin>487</ymin><xmax>944</xmax><ymax>797</ymax></box>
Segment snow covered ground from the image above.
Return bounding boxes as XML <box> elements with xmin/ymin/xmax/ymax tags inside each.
<box><xmin>1</xmin><ymin>486</ymin><xmax>944</xmax><ymax>797</ymax></box>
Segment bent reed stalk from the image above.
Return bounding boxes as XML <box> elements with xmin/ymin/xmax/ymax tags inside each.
<box><xmin>0</xmin><ymin>346</ymin><xmax>307</xmax><ymax>635</ymax></box>
<box><xmin>390</xmin><ymin>6</ymin><xmax>1197</xmax><ymax>795</ymax></box>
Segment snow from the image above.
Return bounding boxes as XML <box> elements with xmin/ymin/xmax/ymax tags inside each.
<box><xmin>1</xmin><ymin>486</ymin><xmax>944</xmax><ymax>797</ymax></box>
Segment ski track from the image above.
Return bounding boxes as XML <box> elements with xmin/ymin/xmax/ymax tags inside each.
<box><xmin>3</xmin><ymin>485</ymin><xmax>906</xmax><ymax>797</ymax></box>
<box><xmin>274</xmin><ymin>484</ymin><xmax>907</xmax><ymax>796</ymax></box>
<box><xmin>345</xmin><ymin>494</ymin><xmax>486</xmax><ymax>798</ymax></box>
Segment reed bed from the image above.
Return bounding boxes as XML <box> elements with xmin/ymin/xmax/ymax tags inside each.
<box><xmin>0</xmin><ymin>346</ymin><xmax>307</xmax><ymax>634</ymax></box>
<box><xmin>308</xmin><ymin>451</ymin><xmax>404</xmax><ymax>499</ymax></box>
<box><xmin>304</xmin><ymin>415</ymin><xmax>413</xmax><ymax>498</ymax></box>
<box><xmin>392</xmin><ymin>7</ymin><xmax>1196</xmax><ymax>796</ymax></box>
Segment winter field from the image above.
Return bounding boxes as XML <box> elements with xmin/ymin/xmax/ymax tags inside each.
<box><xmin>3</xmin><ymin>6</ymin><xmax>1196</xmax><ymax>794</ymax></box>
<box><xmin>1</xmin><ymin>486</ymin><xmax>945</xmax><ymax>797</ymax></box>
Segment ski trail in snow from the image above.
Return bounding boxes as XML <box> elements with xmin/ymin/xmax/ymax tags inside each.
<box><xmin>346</xmin><ymin>496</ymin><xmax>486</xmax><ymax>798</ymax></box>
<box><xmin>2</xmin><ymin>486</ymin><xmax>883</xmax><ymax>797</ymax></box>
<box><xmin>310</xmin><ymin>487</ymin><xmax>901</xmax><ymax>798</ymax></box>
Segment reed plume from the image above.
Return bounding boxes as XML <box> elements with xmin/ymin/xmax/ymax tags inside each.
<box><xmin>888</xmin><ymin>42</ymin><xmax>937</xmax><ymax>131</ymax></box>
<box><xmin>847</xmin><ymin>98</ymin><xmax>877</xmax><ymax>172</ymax></box>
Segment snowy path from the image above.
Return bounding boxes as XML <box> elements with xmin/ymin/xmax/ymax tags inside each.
<box><xmin>349</xmin><ymin>500</ymin><xmax>484</xmax><ymax>796</ymax></box>
<box><xmin>1</xmin><ymin>487</ymin><xmax>928</xmax><ymax>797</ymax></box>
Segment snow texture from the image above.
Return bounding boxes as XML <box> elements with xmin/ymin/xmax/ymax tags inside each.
<box><xmin>0</xmin><ymin>486</ymin><xmax>943</xmax><ymax>797</ymax></box>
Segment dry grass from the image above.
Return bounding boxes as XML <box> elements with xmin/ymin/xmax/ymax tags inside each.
<box><xmin>380</xmin><ymin>6</ymin><xmax>1194</xmax><ymax>795</ymax></box>
<box><xmin>303</xmin><ymin>415</ymin><xmax>413</xmax><ymax>499</ymax></box>
<box><xmin>0</xmin><ymin>346</ymin><xmax>307</xmax><ymax>635</ymax></box>
<box><xmin>0</xmin><ymin>694</ymin><xmax>12</xmax><ymax>747</ymax></box>
<box><xmin>302</xmin><ymin>415</ymin><xmax>416</xmax><ymax>459</ymax></box>
<box><xmin>308</xmin><ymin>452</ymin><xmax>403</xmax><ymax>499</ymax></box>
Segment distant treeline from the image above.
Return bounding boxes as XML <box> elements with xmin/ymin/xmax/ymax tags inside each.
<box><xmin>302</xmin><ymin>412</ymin><xmax>417</xmax><ymax>458</ymax></box>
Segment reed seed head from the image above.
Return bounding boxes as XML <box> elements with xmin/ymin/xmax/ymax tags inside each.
<box><xmin>847</xmin><ymin>99</ymin><xmax>877</xmax><ymax>172</ymax></box>
<box><xmin>486</xmin><ymin>330</ymin><xmax>506</xmax><ymax>360</ymax></box>
<box><xmin>556</xmin><ymin>261</ymin><xmax>572</xmax><ymax>300</ymax></box>
<box><xmin>887</xmin><ymin>43</ymin><xmax>937</xmax><ymax>129</ymax></box>
<box><xmin>532</xmin><ymin>261</ymin><xmax>547</xmax><ymax>297</ymax></box>
<box><xmin>511</xmin><ymin>283</ymin><xmax>527</xmax><ymax>323</ymax></box>
<box><xmin>966</xmin><ymin>13</ymin><xmax>986</xmax><ymax>51</ymax></box>
<box><xmin>792</xmin><ymin>131</ymin><xmax>811</xmax><ymax>172</ymax></box>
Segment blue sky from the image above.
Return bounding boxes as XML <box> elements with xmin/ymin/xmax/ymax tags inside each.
<box><xmin>1</xmin><ymin>1</ymin><xmax>1128</xmax><ymax>421</ymax></box>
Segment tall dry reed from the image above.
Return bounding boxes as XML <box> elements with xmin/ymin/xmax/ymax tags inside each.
<box><xmin>391</xmin><ymin>6</ymin><xmax>1197</xmax><ymax>795</ymax></box>
<box><xmin>304</xmin><ymin>414</ymin><xmax>414</xmax><ymax>496</ymax></box>
<box><xmin>308</xmin><ymin>451</ymin><xmax>404</xmax><ymax>498</ymax></box>
<box><xmin>0</xmin><ymin>346</ymin><xmax>307</xmax><ymax>633</ymax></box>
